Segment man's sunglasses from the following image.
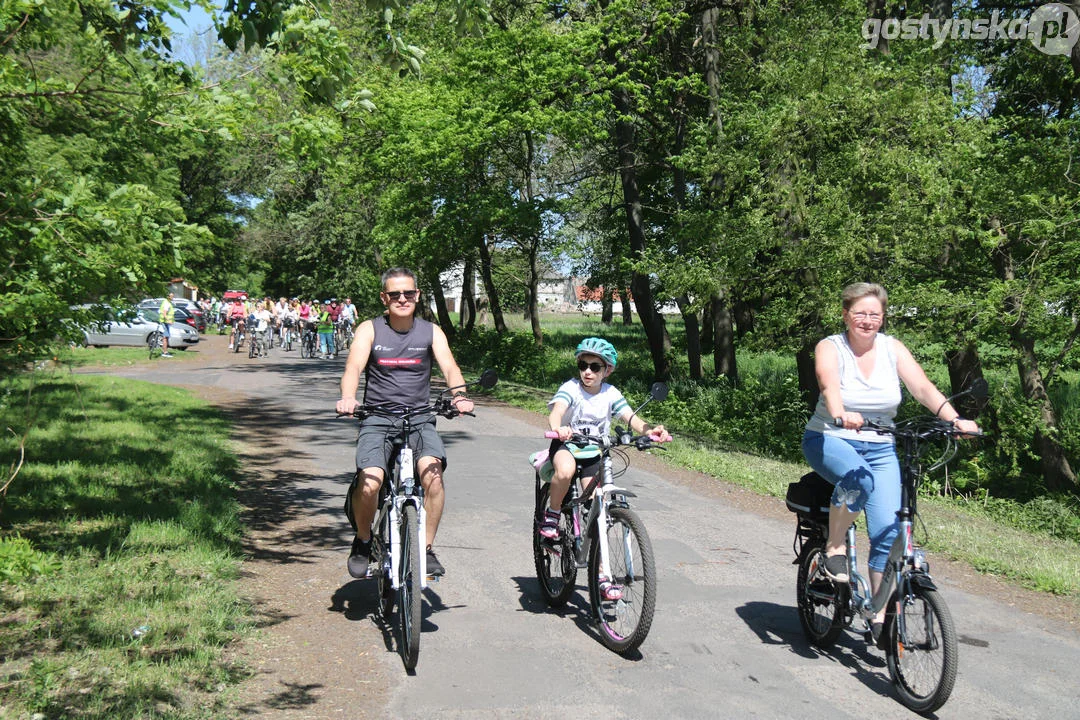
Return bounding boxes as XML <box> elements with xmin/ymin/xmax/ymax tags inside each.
<box><xmin>385</xmin><ymin>290</ymin><xmax>419</xmax><ymax>302</ymax></box>
<box><xmin>577</xmin><ymin>360</ymin><xmax>606</xmax><ymax>373</ymax></box>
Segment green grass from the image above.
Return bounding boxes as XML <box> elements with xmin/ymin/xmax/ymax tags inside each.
<box><xmin>52</xmin><ymin>345</ymin><xmax>203</xmax><ymax>369</ymax></box>
<box><xmin>0</xmin><ymin>372</ymin><xmax>251</xmax><ymax>719</ymax></box>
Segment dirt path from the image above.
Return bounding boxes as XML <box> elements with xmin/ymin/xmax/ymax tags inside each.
<box><xmin>104</xmin><ymin>332</ymin><xmax>1078</xmax><ymax>719</ymax></box>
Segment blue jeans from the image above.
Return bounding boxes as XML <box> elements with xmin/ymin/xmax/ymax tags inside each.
<box><xmin>319</xmin><ymin>331</ymin><xmax>335</xmax><ymax>356</ymax></box>
<box><xmin>801</xmin><ymin>430</ymin><xmax>901</xmax><ymax>572</ymax></box>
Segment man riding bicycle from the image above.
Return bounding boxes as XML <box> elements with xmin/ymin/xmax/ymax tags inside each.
<box><xmin>335</xmin><ymin>268</ymin><xmax>474</xmax><ymax>579</ymax></box>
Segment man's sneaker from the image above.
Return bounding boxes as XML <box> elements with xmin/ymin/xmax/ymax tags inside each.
<box><xmin>537</xmin><ymin>508</ymin><xmax>561</xmax><ymax>540</ymax></box>
<box><xmin>347</xmin><ymin>536</ymin><xmax>372</xmax><ymax>578</ymax></box>
<box><xmin>823</xmin><ymin>553</ymin><xmax>849</xmax><ymax>583</ymax></box>
<box><xmin>426</xmin><ymin>546</ymin><xmax>445</xmax><ymax>577</ymax></box>
<box><xmin>160</xmin><ymin>352</ymin><xmax>173</xmax><ymax>358</ymax></box>
<box><xmin>598</xmin><ymin>575</ymin><xmax>623</xmax><ymax>601</ymax></box>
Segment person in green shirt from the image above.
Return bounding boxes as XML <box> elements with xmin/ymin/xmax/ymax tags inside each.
<box><xmin>159</xmin><ymin>292</ymin><xmax>176</xmax><ymax>358</ymax></box>
<box><xmin>317</xmin><ymin>300</ymin><xmax>335</xmax><ymax>359</ymax></box>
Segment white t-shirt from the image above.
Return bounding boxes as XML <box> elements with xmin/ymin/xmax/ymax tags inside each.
<box><xmin>253</xmin><ymin>308</ymin><xmax>272</xmax><ymax>332</ymax></box>
<box><xmin>549</xmin><ymin>379</ymin><xmax>631</xmax><ymax>438</ymax></box>
<box><xmin>339</xmin><ymin>303</ymin><xmax>357</xmax><ymax>323</ymax></box>
<box><xmin>806</xmin><ymin>332</ymin><xmax>901</xmax><ymax>443</ymax></box>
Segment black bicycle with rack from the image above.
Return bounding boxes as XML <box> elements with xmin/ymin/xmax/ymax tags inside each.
<box><xmin>338</xmin><ymin>369</ymin><xmax>497</xmax><ymax>670</ymax></box>
<box><xmin>786</xmin><ymin>380</ymin><xmax>986</xmax><ymax>714</ymax></box>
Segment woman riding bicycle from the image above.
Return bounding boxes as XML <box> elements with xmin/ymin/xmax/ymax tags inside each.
<box><xmin>539</xmin><ymin>337</ymin><xmax>670</xmax><ymax>601</ymax></box>
<box><xmin>801</xmin><ymin>282</ymin><xmax>979</xmax><ymax>642</ymax></box>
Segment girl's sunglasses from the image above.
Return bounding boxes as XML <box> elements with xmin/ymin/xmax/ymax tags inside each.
<box><xmin>577</xmin><ymin>360</ymin><xmax>606</xmax><ymax>373</ymax></box>
<box><xmin>385</xmin><ymin>290</ymin><xmax>419</xmax><ymax>302</ymax></box>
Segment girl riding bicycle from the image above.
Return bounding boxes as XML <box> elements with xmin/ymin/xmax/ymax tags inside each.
<box><xmin>539</xmin><ymin>337</ymin><xmax>671</xmax><ymax>600</ymax></box>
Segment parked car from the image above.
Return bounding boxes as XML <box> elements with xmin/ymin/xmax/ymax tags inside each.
<box><xmin>73</xmin><ymin>305</ymin><xmax>200</xmax><ymax>349</ymax></box>
<box><xmin>138</xmin><ymin>299</ymin><xmax>206</xmax><ymax>333</ymax></box>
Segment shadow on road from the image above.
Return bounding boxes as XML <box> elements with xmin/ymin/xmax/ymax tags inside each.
<box><xmin>510</xmin><ymin>575</ymin><xmax>645</xmax><ymax>659</ymax></box>
<box><xmin>735</xmin><ymin>601</ymin><xmax>893</xmax><ymax>699</ymax></box>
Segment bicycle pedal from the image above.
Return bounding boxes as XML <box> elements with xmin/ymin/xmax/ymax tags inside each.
<box><xmin>425</xmin><ymin>573</ymin><xmax>441</xmax><ymax>582</ymax></box>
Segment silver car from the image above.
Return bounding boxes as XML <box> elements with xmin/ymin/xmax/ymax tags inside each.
<box><xmin>74</xmin><ymin>304</ymin><xmax>200</xmax><ymax>349</ymax></box>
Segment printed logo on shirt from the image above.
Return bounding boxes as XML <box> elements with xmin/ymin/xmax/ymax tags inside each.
<box><xmin>378</xmin><ymin>358</ymin><xmax>423</xmax><ymax>366</ymax></box>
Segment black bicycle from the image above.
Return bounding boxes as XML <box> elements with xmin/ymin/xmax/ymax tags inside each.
<box><xmin>339</xmin><ymin>369</ymin><xmax>497</xmax><ymax>670</ymax></box>
<box><xmin>300</xmin><ymin>323</ymin><xmax>318</xmax><ymax>359</ymax></box>
<box><xmin>787</xmin><ymin>380</ymin><xmax>986</xmax><ymax>714</ymax></box>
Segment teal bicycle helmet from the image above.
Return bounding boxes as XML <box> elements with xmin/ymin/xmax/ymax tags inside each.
<box><xmin>575</xmin><ymin>337</ymin><xmax>618</xmax><ymax>369</ymax></box>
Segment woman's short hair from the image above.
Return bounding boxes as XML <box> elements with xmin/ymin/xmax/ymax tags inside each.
<box><xmin>841</xmin><ymin>282</ymin><xmax>888</xmax><ymax>312</ymax></box>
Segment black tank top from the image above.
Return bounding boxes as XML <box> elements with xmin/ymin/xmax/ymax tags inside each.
<box><xmin>363</xmin><ymin>316</ymin><xmax>435</xmax><ymax>409</ymax></box>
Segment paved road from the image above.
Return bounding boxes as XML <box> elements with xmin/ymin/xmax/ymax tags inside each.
<box><xmin>107</xmin><ymin>336</ymin><xmax>1080</xmax><ymax>719</ymax></box>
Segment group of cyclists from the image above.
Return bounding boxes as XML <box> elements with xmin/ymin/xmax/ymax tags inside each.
<box><xmin>203</xmin><ymin>295</ymin><xmax>359</xmax><ymax>358</ymax></box>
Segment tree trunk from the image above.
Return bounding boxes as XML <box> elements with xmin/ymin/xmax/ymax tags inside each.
<box><xmin>620</xmin><ymin>289</ymin><xmax>633</xmax><ymax>325</ymax></box>
<box><xmin>613</xmin><ymin>88</ymin><xmax>670</xmax><ymax>378</ymax></box>
<box><xmin>701</xmin><ymin>300</ymin><xmax>713</xmax><ymax>349</ymax></box>
<box><xmin>477</xmin><ymin>235</ymin><xmax>507</xmax><ymax>333</ymax></box>
<box><xmin>797</xmin><ymin>340</ymin><xmax>818</xmax><ymax>414</ymax></box>
<box><xmin>677</xmin><ymin>294</ymin><xmax>703</xmax><ymax>380</ymax></box>
<box><xmin>430</xmin><ymin>280</ymin><xmax>454</xmax><ymax>339</ymax></box>
<box><xmin>460</xmin><ymin>257</ymin><xmax>476</xmax><ymax>333</ymax></box>
<box><xmin>993</xmin><ymin>237</ymin><xmax>1077</xmax><ymax>493</ymax></box>
<box><xmin>601</xmin><ymin>286</ymin><xmax>614</xmax><ymax>324</ymax></box>
<box><xmin>944</xmin><ymin>343</ymin><xmax>985</xmax><ymax>419</ymax></box>
<box><xmin>712</xmin><ymin>292</ymin><xmax>736</xmax><ymax>383</ymax></box>
<box><xmin>527</xmin><ymin>242</ymin><xmax>542</xmax><ymax>346</ymax></box>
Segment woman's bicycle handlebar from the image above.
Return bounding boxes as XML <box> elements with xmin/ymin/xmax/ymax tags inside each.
<box><xmin>833</xmin><ymin>417</ymin><xmax>985</xmax><ymax>440</ymax></box>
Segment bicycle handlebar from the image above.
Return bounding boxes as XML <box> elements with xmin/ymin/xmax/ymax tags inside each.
<box><xmin>544</xmin><ymin>429</ymin><xmax>672</xmax><ymax>450</ymax></box>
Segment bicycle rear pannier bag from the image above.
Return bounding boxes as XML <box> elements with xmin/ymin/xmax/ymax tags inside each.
<box><xmin>785</xmin><ymin>471</ymin><xmax>833</xmax><ymax>520</ymax></box>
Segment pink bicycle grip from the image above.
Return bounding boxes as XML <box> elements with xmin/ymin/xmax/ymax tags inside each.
<box><xmin>544</xmin><ymin>431</ymin><xmax>559</xmax><ymax>439</ymax></box>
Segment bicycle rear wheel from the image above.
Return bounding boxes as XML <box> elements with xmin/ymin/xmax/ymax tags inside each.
<box><xmin>588</xmin><ymin>506</ymin><xmax>656</xmax><ymax>655</ymax></box>
<box><xmin>533</xmin><ymin>480</ymin><xmax>577</xmax><ymax>607</ymax></box>
<box><xmin>147</xmin><ymin>331</ymin><xmax>163</xmax><ymax>359</ymax></box>
<box><xmin>398</xmin><ymin>503</ymin><xmax>421</xmax><ymax>670</ymax></box>
<box><xmin>886</xmin><ymin>585</ymin><xmax>957</xmax><ymax>714</ymax></box>
<box><xmin>796</xmin><ymin>539</ymin><xmax>848</xmax><ymax>648</ymax></box>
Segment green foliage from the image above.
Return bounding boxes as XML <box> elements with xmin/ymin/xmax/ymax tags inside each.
<box><xmin>0</xmin><ymin>534</ymin><xmax>59</xmax><ymax>583</ymax></box>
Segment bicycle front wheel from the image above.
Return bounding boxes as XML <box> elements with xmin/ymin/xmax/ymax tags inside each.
<box><xmin>886</xmin><ymin>585</ymin><xmax>958</xmax><ymax>714</ymax></box>
<box><xmin>533</xmin><ymin>480</ymin><xmax>577</xmax><ymax>607</ymax></box>
<box><xmin>397</xmin><ymin>503</ymin><xmax>422</xmax><ymax>670</ymax></box>
<box><xmin>796</xmin><ymin>540</ymin><xmax>848</xmax><ymax>648</ymax></box>
<box><xmin>588</xmin><ymin>506</ymin><xmax>656</xmax><ymax>655</ymax></box>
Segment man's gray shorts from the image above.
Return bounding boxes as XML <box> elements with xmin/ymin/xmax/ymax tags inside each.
<box><xmin>355</xmin><ymin>416</ymin><xmax>447</xmax><ymax>473</ymax></box>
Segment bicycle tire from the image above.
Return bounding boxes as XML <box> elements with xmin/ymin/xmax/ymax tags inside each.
<box><xmin>795</xmin><ymin>540</ymin><xmax>848</xmax><ymax>648</ymax></box>
<box><xmin>398</xmin><ymin>503</ymin><xmax>421</xmax><ymax>670</ymax></box>
<box><xmin>588</xmin><ymin>506</ymin><xmax>656</xmax><ymax>655</ymax></box>
<box><xmin>533</xmin><ymin>480</ymin><xmax>577</xmax><ymax>607</ymax></box>
<box><xmin>147</xmin><ymin>331</ymin><xmax>163</xmax><ymax>359</ymax></box>
<box><xmin>374</xmin><ymin>529</ymin><xmax>394</xmax><ymax>618</ymax></box>
<box><xmin>886</xmin><ymin>585</ymin><xmax>958</xmax><ymax>713</ymax></box>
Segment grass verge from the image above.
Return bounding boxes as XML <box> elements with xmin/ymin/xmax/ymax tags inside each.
<box><xmin>0</xmin><ymin>371</ymin><xmax>251</xmax><ymax>719</ymax></box>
